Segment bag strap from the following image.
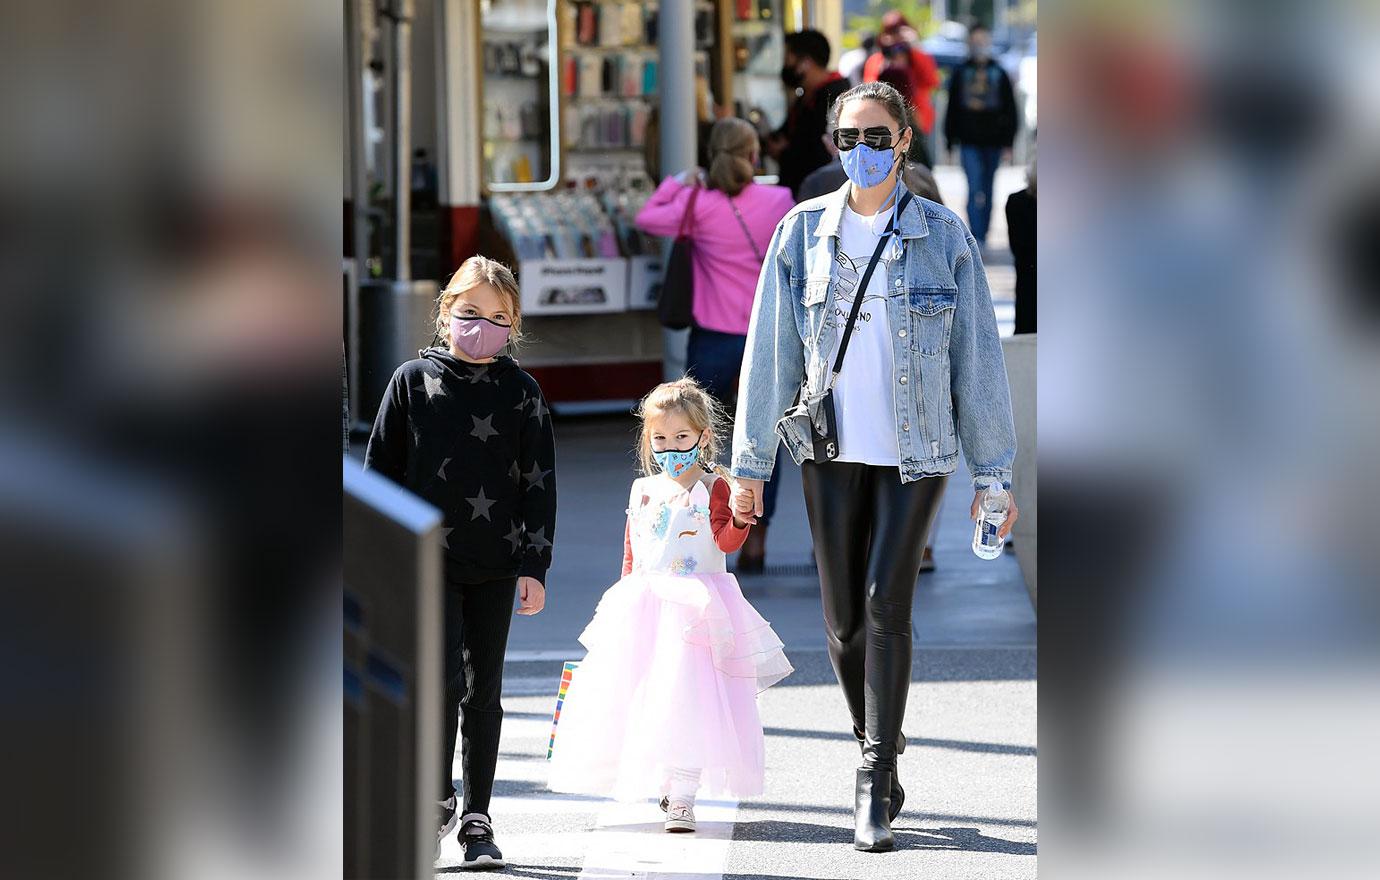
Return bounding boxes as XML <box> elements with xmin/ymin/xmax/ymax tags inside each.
<box><xmin>728</xmin><ymin>196</ymin><xmax>763</xmax><ymax>262</ymax></box>
<box><xmin>677</xmin><ymin>180</ymin><xmax>703</xmax><ymax>239</ymax></box>
<box><xmin>829</xmin><ymin>191</ymin><xmax>912</xmax><ymax>387</ymax></box>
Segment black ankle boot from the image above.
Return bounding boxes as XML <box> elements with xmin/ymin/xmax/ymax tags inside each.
<box><xmin>853</xmin><ymin>727</ymin><xmax>905</xmax><ymax>822</ymax></box>
<box><xmin>854</xmin><ymin>768</ymin><xmax>895</xmax><ymax>851</ymax></box>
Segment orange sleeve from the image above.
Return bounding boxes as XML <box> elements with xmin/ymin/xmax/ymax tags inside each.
<box><xmin>862</xmin><ymin>52</ymin><xmax>882</xmax><ymax>83</ymax></box>
<box><xmin>709</xmin><ymin>478</ymin><xmax>751</xmax><ymax>554</ymax></box>
<box><xmin>621</xmin><ymin>516</ymin><xmax>634</xmax><ymax>576</ymax></box>
<box><xmin>913</xmin><ymin>49</ymin><xmax>941</xmax><ymax>90</ymax></box>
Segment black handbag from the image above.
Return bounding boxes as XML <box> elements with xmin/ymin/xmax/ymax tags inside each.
<box><xmin>656</xmin><ymin>181</ymin><xmax>703</xmax><ymax>330</ymax></box>
<box><xmin>775</xmin><ymin>192</ymin><xmax>912</xmax><ymax>462</ymax></box>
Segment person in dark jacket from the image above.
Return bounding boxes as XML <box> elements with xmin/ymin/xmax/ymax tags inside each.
<box><xmin>1006</xmin><ymin>153</ymin><xmax>1036</xmax><ymax>334</ymax></box>
<box><xmin>365</xmin><ymin>255</ymin><xmax>556</xmax><ymax>870</ymax></box>
<box><xmin>943</xmin><ymin>23</ymin><xmax>1019</xmax><ymax>245</ymax></box>
<box><xmin>766</xmin><ymin>29</ymin><xmax>851</xmax><ymax>199</ymax></box>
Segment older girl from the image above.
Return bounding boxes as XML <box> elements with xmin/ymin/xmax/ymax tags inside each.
<box><xmin>365</xmin><ymin>256</ymin><xmax>556</xmax><ymax>869</ymax></box>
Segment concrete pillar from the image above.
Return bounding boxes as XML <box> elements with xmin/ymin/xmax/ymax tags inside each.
<box><xmin>1001</xmin><ymin>333</ymin><xmax>1037</xmax><ymax>606</ymax></box>
<box><xmin>659</xmin><ymin>1</ymin><xmax>696</xmax><ymax>178</ymax></box>
<box><xmin>386</xmin><ymin>0</ymin><xmax>414</xmax><ymax>281</ymax></box>
<box><xmin>435</xmin><ymin>0</ymin><xmax>484</xmax><ymax>267</ymax></box>
<box><xmin>659</xmin><ymin>0</ymin><xmax>697</xmax><ymax>379</ymax></box>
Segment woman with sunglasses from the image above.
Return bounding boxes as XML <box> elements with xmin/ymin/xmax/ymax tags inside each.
<box><xmin>729</xmin><ymin>81</ymin><xmax>1019</xmax><ymax>852</ymax></box>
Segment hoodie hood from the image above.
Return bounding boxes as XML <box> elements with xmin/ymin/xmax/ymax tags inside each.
<box><xmin>420</xmin><ymin>347</ymin><xmax>519</xmax><ymax>382</ymax></box>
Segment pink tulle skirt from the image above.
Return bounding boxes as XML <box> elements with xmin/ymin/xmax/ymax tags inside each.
<box><xmin>546</xmin><ymin>571</ymin><xmax>792</xmax><ymax>801</ymax></box>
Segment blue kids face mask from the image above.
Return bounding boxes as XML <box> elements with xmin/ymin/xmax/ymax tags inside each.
<box><xmin>840</xmin><ymin>142</ymin><xmax>900</xmax><ymax>190</ymax></box>
<box><xmin>653</xmin><ymin>443</ymin><xmax>701</xmax><ymax>478</ymax></box>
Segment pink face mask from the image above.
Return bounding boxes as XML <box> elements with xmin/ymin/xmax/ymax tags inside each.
<box><xmin>450</xmin><ymin>315</ymin><xmax>511</xmax><ymax>359</ymax></box>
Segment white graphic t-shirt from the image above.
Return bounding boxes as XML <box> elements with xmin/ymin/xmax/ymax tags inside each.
<box><xmin>826</xmin><ymin>204</ymin><xmax>899</xmax><ymax>466</ymax></box>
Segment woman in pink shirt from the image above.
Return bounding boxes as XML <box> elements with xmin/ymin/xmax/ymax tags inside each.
<box><xmin>636</xmin><ymin>118</ymin><xmax>794</xmax><ymax>570</ymax></box>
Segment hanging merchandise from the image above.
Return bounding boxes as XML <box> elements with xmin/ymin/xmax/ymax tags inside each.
<box><xmin>575</xmin><ymin>2</ymin><xmax>598</xmax><ymax>46</ymax></box>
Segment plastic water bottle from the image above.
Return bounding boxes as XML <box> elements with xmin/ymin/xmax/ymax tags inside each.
<box><xmin>972</xmin><ymin>483</ymin><xmax>1009</xmax><ymax>559</ymax></box>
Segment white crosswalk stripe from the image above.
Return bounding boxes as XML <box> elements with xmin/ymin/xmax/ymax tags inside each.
<box><xmin>437</xmin><ymin>709</ymin><xmax>739</xmax><ymax>879</ymax></box>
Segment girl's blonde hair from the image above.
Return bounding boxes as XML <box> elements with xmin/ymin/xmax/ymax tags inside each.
<box><xmin>435</xmin><ymin>256</ymin><xmax>525</xmax><ymax>349</ymax></box>
<box><xmin>634</xmin><ymin>377</ymin><xmax>729</xmax><ymax>478</ymax></box>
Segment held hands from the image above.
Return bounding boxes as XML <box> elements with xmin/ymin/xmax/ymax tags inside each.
<box><xmin>732</xmin><ymin>478</ymin><xmax>765</xmax><ymax>527</ymax></box>
<box><xmin>516</xmin><ymin>576</ymin><xmax>546</xmax><ymax>616</ymax></box>
<box><xmin>970</xmin><ymin>488</ymin><xmax>1020</xmax><ymax>541</ymax></box>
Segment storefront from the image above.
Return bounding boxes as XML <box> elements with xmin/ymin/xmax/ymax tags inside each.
<box><xmin>347</xmin><ymin>1</ymin><xmax>839</xmax><ymax>423</ymax></box>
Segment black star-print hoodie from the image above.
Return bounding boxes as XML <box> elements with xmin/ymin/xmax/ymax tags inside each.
<box><xmin>364</xmin><ymin>347</ymin><xmax>557</xmax><ymax>586</ymax></box>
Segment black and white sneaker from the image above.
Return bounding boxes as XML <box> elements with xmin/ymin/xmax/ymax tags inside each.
<box><xmin>458</xmin><ymin>813</ymin><xmax>505</xmax><ymax>870</ymax></box>
<box><xmin>435</xmin><ymin>796</ymin><xmax>458</xmax><ymax>861</ymax></box>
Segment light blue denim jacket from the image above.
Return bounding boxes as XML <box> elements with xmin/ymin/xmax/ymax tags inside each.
<box><xmin>730</xmin><ymin>182</ymin><xmax>1016</xmax><ymax>489</ymax></box>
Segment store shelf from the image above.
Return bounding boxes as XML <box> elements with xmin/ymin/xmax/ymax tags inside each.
<box><xmin>563</xmin><ymin>45</ymin><xmax>656</xmax><ymax>54</ymax></box>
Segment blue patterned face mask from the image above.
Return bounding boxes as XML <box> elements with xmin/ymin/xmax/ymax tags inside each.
<box><xmin>840</xmin><ymin>141</ymin><xmax>900</xmax><ymax>190</ymax></box>
<box><xmin>653</xmin><ymin>443</ymin><xmax>700</xmax><ymax>478</ymax></box>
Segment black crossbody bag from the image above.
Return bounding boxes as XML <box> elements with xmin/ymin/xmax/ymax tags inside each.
<box><xmin>775</xmin><ymin>192</ymin><xmax>912</xmax><ymax>462</ymax></box>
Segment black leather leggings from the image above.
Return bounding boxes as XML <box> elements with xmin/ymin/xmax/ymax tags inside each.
<box><xmin>801</xmin><ymin>461</ymin><xmax>946</xmax><ymax>772</ymax></box>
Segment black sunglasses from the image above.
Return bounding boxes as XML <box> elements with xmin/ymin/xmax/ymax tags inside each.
<box><xmin>832</xmin><ymin>126</ymin><xmax>902</xmax><ymax>151</ymax></box>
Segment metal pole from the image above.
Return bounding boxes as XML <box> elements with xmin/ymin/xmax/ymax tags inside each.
<box><xmin>659</xmin><ymin>0</ymin><xmax>696</xmax><ymax>379</ymax></box>
<box><xmin>659</xmin><ymin>0</ymin><xmax>696</xmax><ymax>184</ymax></box>
<box><xmin>345</xmin><ymin>0</ymin><xmax>372</xmax><ymax>427</ymax></box>
<box><xmin>386</xmin><ymin>0</ymin><xmax>414</xmax><ymax>281</ymax></box>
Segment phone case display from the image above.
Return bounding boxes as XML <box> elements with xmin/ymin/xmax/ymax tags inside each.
<box><xmin>559</xmin><ymin>1</ymin><xmax>716</xmax><ymax>177</ymax></box>
<box><xmin>601</xmin><ymin>186</ymin><xmax>663</xmax><ymax>310</ymax></box>
<box><xmin>488</xmin><ymin>191</ymin><xmax>625</xmax><ymax>315</ymax></box>
<box><xmin>727</xmin><ymin>0</ymin><xmax>786</xmax><ymax>133</ymax></box>
<box><xmin>491</xmin><ymin>191</ymin><xmax>623</xmax><ymax>261</ymax></box>
<box><xmin>600</xmin><ymin>186</ymin><xmax>659</xmax><ymax>258</ymax></box>
<box><xmin>488</xmin><ymin>183</ymin><xmax>669</xmax><ymax>313</ymax></box>
<box><xmin>481</xmin><ymin>4</ymin><xmax>554</xmax><ymax>185</ymax></box>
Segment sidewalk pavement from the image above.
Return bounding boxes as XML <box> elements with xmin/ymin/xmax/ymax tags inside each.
<box><xmin>443</xmin><ymin>410</ymin><xmax>1037</xmax><ymax>879</ymax></box>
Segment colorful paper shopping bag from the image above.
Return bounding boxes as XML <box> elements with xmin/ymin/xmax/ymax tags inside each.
<box><xmin>546</xmin><ymin>660</ymin><xmax>579</xmax><ymax>759</ymax></box>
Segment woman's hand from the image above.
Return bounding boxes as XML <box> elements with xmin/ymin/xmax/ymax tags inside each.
<box><xmin>516</xmin><ymin>577</ymin><xmax>546</xmax><ymax>616</ymax></box>
<box><xmin>970</xmin><ymin>487</ymin><xmax>1019</xmax><ymax>541</ymax></box>
<box><xmin>676</xmin><ymin>167</ymin><xmax>706</xmax><ymax>186</ymax></box>
<box><xmin>733</xmin><ymin>478</ymin><xmax>764</xmax><ymax>526</ymax></box>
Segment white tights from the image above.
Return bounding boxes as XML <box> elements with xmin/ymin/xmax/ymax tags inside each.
<box><xmin>667</xmin><ymin>767</ymin><xmax>701</xmax><ymax>801</ymax></box>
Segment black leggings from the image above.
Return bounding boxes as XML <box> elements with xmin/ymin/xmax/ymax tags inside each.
<box><xmin>440</xmin><ymin>577</ymin><xmax>516</xmax><ymax>815</ymax></box>
<box><xmin>801</xmin><ymin>461</ymin><xmax>946</xmax><ymax>772</ymax></box>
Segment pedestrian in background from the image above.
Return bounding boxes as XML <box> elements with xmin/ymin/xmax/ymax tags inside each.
<box><xmin>862</xmin><ymin>12</ymin><xmax>941</xmax><ymax>157</ymax></box>
<box><xmin>548</xmin><ymin>378</ymin><xmax>792</xmax><ymax>832</ymax></box>
<box><xmin>766</xmin><ymin>29</ymin><xmax>851</xmax><ymax>199</ymax></box>
<box><xmin>635</xmin><ymin>118</ymin><xmax>794</xmax><ymax>572</ymax></box>
<box><xmin>733</xmin><ymin>81</ymin><xmax>1018</xmax><ymax>852</ymax></box>
<box><xmin>839</xmin><ymin>31</ymin><xmax>876</xmax><ymax>85</ymax></box>
<box><xmin>943</xmin><ymin>23</ymin><xmax>1019</xmax><ymax>246</ymax></box>
<box><xmin>1006</xmin><ymin>151</ymin><xmax>1037</xmax><ymax>334</ymax></box>
<box><xmin>364</xmin><ymin>256</ymin><xmax>557</xmax><ymax>871</ymax></box>
<box><xmin>876</xmin><ymin>62</ymin><xmax>935</xmax><ymax>170</ymax></box>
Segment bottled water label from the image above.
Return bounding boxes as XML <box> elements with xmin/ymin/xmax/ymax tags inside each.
<box><xmin>972</xmin><ymin>484</ymin><xmax>1009</xmax><ymax>560</ymax></box>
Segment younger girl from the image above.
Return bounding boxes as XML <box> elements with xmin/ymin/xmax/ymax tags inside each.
<box><xmin>547</xmin><ymin>378</ymin><xmax>791</xmax><ymax>831</ymax></box>
<box><xmin>365</xmin><ymin>256</ymin><xmax>557</xmax><ymax>870</ymax></box>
